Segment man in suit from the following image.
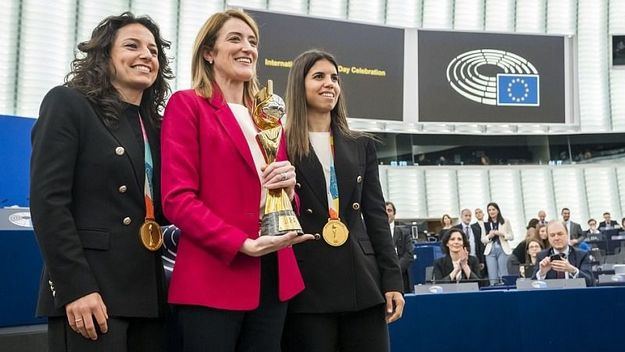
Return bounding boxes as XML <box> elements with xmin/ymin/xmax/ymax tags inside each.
<box><xmin>454</xmin><ymin>209</ymin><xmax>485</xmax><ymax>272</ymax></box>
<box><xmin>561</xmin><ymin>208</ymin><xmax>585</xmax><ymax>245</ymax></box>
<box><xmin>599</xmin><ymin>212</ymin><xmax>620</xmax><ymax>230</ymax></box>
<box><xmin>533</xmin><ymin>220</ymin><xmax>594</xmax><ymax>286</ymax></box>
<box><xmin>537</xmin><ymin>210</ymin><xmax>547</xmax><ymax>227</ymax></box>
<box><xmin>385</xmin><ymin>202</ymin><xmax>414</xmax><ymax>293</ymax></box>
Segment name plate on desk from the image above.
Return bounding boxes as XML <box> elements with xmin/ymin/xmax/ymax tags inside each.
<box><xmin>598</xmin><ymin>274</ymin><xmax>625</xmax><ymax>284</ymax></box>
<box><xmin>516</xmin><ymin>278</ymin><xmax>586</xmax><ymax>290</ymax></box>
<box><xmin>0</xmin><ymin>208</ymin><xmax>33</xmax><ymax>230</ymax></box>
<box><xmin>413</xmin><ymin>282</ymin><xmax>479</xmax><ymax>294</ymax></box>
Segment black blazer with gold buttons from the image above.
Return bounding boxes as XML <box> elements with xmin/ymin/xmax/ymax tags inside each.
<box><xmin>30</xmin><ymin>86</ymin><xmax>166</xmax><ymax>318</ymax></box>
<box><xmin>288</xmin><ymin>129</ymin><xmax>403</xmax><ymax>313</ymax></box>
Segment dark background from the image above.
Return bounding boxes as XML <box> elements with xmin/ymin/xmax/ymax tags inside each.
<box><xmin>418</xmin><ymin>30</ymin><xmax>566</xmax><ymax>123</ymax></box>
<box><xmin>249</xmin><ymin>10</ymin><xmax>404</xmax><ymax>121</ymax></box>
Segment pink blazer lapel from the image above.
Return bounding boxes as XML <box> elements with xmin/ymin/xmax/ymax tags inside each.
<box><xmin>207</xmin><ymin>91</ymin><xmax>257</xmax><ymax>176</ymax></box>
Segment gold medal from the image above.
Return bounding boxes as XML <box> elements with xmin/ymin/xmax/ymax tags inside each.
<box><xmin>139</xmin><ymin>219</ymin><xmax>163</xmax><ymax>251</ymax></box>
<box><xmin>322</xmin><ymin>218</ymin><xmax>349</xmax><ymax>247</ymax></box>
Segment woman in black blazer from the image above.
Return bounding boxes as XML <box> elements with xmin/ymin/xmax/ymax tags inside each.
<box><xmin>282</xmin><ymin>50</ymin><xmax>404</xmax><ymax>352</ymax></box>
<box><xmin>30</xmin><ymin>13</ymin><xmax>172</xmax><ymax>351</ymax></box>
<box><xmin>433</xmin><ymin>228</ymin><xmax>482</xmax><ymax>283</ymax></box>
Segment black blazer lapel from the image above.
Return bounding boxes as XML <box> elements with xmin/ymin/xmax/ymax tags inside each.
<box><xmin>332</xmin><ymin>130</ymin><xmax>359</xmax><ymax>219</ymax></box>
<box><xmin>297</xmin><ymin>148</ymin><xmax>328</xmax><ymax>211</ymax></box>
<box><xmin>106</xmin><ymin>114</ymin><xmax>144</xmax><ymax>191</ymax></box>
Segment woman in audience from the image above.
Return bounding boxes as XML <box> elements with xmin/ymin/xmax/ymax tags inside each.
<box><xmin>437</xmin><ymin>213</ymin><xmax>454</xmax><ymax>238</ymax></box>
<box><xmin>433</xmin><ymin>228</ymin><xmax>481</xmax><ymax>283</ymax></box>
<box><xmin>481</xmin><ymin>202</ymin><xmax>514</xmax><ymax>285</ymax></box>
<box><xmin>508</xmin><ymin>227</ymin><xmax>537</xmax><ymax>275</ymax></box>
<box><xmin>519</xmin><ymin>237</ymin><xmax>543</xmax><ymax>278</ymax></box>
<box><xmin>30</xmin><ymin>12</ymin><xmax>173</xmax><ymax>351</ymax></box>
<box><xmin>526</xmin><ymin>218</ymin><xmax>539</xmax><ymax>230</ymax></box>
<box><xmin>536</xmin><ymin>223</ymin><xmax>549</xmax><ymax>249</ymax></box>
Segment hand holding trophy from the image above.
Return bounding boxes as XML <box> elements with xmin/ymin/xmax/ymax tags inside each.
<box><xmin>253</xmin><ymin>80</ymin><xmax>303</xmax><ymax>236</ymax></box>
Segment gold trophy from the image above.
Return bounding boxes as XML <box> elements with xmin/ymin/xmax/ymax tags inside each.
<box><xmin>253</xmin><ymin>80</ymin><xmax>303</xmax><ymax>236</ymax></box>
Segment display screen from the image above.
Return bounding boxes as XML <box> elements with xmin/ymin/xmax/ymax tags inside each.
<box><xmin>249</xmin><ymin>10</ymin><xmax>404</xmax><ymax>121</ymax></box>
<box><xmin>417</xmin><ymin>30</ymin><xmax>567</xmax><ymax>124</ymax></box>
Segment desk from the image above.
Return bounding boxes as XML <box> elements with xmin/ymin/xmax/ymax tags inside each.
<box><xmin>389</xmin><ymin>286</ymin><xmax>625</xmax><ymax>352</ymax></box>
<box><xmin>0</xmin><ymin>209</ymin><xmax>45</xmax><ymax>327</ymax></box>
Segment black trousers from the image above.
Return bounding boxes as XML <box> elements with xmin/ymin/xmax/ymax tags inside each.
<box><xmin>176</xmin><ymin>253</ymin><xmax>287</xmax><ymax>352</ymax></box>
<box><xmin>47</xmin><ymin>316</ymin><xmax>166</xmax><ymax>352</ymax></box>
<box><xmin>282</xmin><ymin>304</ymin><xmax>390</xmax><ymax>352</ymax></box>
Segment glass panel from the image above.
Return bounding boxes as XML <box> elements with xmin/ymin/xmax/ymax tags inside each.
<box><xmin>177</xmin><ymin>0</ymin><xmax>224</xmax><ymax>91</ymax></box>
<box><xmin>422</xmin><ymin>0</ymin><xmax>452</xmax><ymax>29</ymax></box>
<box><xmin>386</xmin><ymin>167</ymin><xmax>427</xmax><ymax>219</ymax></box>
<box><xmin>0</xmin><ymin>0</ymin><xmax>19</xmax><ymax>115</ymax></box>
<box><xmin>17</xmin><ymin>0</ymin><xmax>76</xmax><ymax>118</ymax></box>
<box><xmin>425</xmin><ymin>169</ymin><xmax>458</xmax><ymax>219</ymax></box>
<box><xmin>453</xmin><ymin>0</ymin><xmax>484</xmax><ymax>31</ymax></box>
<box><xmin>386</xmin><ymin>0</ymin><xmax>421</xmax><ymax>27</ymax></box>
<box><xmin>348</xmin><ymin>0</ymin><xmax>385</xmax><ymax>24</ymax></box>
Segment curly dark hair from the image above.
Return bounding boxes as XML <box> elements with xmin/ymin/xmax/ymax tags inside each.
<box><xmin>65</xmin><ymin>12</ymin><xmax>173</xmax><ymax>126</ymax></box>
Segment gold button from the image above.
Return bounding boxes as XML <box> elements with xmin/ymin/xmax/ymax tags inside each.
<box><xmin>306</xmin><ymin>208</ymin><xmax>313</xmax><ymax>214</ymax></box>
<box><xmin>357</xmin><ymin>176</ymin><xmax>363</xmax><ymax>183</ymax></box>
<box><xmin>115</xmin><ymin>147</ymin><xmax>125</xmax><ymax>156</ymax></box>
<box><xmin>122</xmin><ymin>217</ymin><xmax>132</xmax><ymax>225</ymax></box>
<box><xmin>352</xmin><ymin>202</ymin><xmax>360</xmax><ymax>210</ymax></box>
<box><xmin>118</xmin><ymin>185</ymin><xmax>127</xmax><ymax>193</ymax></box>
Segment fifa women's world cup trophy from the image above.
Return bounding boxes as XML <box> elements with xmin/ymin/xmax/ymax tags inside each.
<box><xmin>252</xmin><ymin>80</ymin><xmax>303</xmax><ymax>236</ymax></box>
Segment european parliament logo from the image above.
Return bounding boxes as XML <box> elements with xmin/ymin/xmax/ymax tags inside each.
<box><xmin>446</xmin><ymin>49</ymin><xmax>540</xmax><ymax>107</ymax></box>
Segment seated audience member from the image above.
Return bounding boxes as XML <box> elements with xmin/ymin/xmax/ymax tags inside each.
<box><xmin>454</xmin><ymin>209</ymin><xmax>485</xmax><ymax>272</ymax></box>
<box><xmin>433</xmin><ymin>228</ymin><xmax>482</xmax><ymax>284</ymax></box>
<box><xmin>536</xmin><ymin>224</ymin><xmax>550</xmax><ymax>249</ymax></box>
<box><xmin>533</xmin><ymin>221</ymin><xmax>594</xmax><ymax>287</ymax></box>
<box><xmin>519</xmin><ymin>238</ymin><xmax>543</xmax><ymax>278</ymax></box>
<box><xmin>561</xmin><ymin>208</ymin><xmax>584</xmax><ymax>245</ymax></box>
<box><xmin>585</xmin><ymin>219</ymin><xmax>601</xmax><ymax>238</ymax></box>
<box><xmin>437</xmin><ymin>214</ymin><xmax>454</xmax><ymax>238</ymax></box>
<box><xmin>599</xmin><ymin>212</ymin><xmax>620</xmax><ymax>230</ymax></box>
<box><xmin>508</xmin><ymin>227</ymin><xmax>537</xmax><ymax>275</ymax></box>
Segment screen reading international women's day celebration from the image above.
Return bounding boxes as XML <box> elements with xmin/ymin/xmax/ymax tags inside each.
<box><xmin>249</xmin><ymin>10</ymin><xmax>404</xmax><ymax>122</ymax></box>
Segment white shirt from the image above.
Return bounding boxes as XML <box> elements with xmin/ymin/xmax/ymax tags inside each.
<box><xmin>228</xmin><ymin>103</ymin><xmax>267</xmax><ymax>215</ymax></box>
<box><xmin>309</xmin><ymin>132</ymin><xmax>334</xmax><ymax>211</ymax></box>
<box><xmin>462</xmin><ymin>222</ymin><xmax>476</xmax><ymax>257</ymax></box>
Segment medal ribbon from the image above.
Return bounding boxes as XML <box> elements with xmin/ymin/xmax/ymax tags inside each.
<box><xmin>138</xmin><ymin>115</ymin><xmax>155</xmax><ymax>220</ymax></box>
<box><xmin>328</xmin><ymin>135</ymin><xmax>340</xmax><ymax>220</ymax></box>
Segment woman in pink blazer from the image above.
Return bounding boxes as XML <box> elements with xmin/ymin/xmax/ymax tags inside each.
<box><xmin>161</xmin><ymin>9</ymin><xmax>313</xmax><ymax>352</ymax></box>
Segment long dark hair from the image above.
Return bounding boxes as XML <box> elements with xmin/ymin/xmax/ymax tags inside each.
<box><xmin>285</xmin><ymin>49</ymin><xmax>364</xmax><ymax>161</ymax></box>
<box><xmin>486</xmin><ymin>202</ymin><xmax>505</xmax><ymax>225</ymax></box>
<box><xmin>65</xmin><ymin>12</ymin><xmax>173</xmax><ymax>126</ymax></box>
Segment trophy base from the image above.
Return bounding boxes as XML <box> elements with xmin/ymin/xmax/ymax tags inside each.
<box><xmin>260</xmin><ymin>210</ymin><xmax>303</xmax><ymax>236</ymax></box>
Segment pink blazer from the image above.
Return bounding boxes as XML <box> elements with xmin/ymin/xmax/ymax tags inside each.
<box><xmin>161</xmin><ymin>89</ymin><xmax>304</xmax><ymax>310</ymax></box>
